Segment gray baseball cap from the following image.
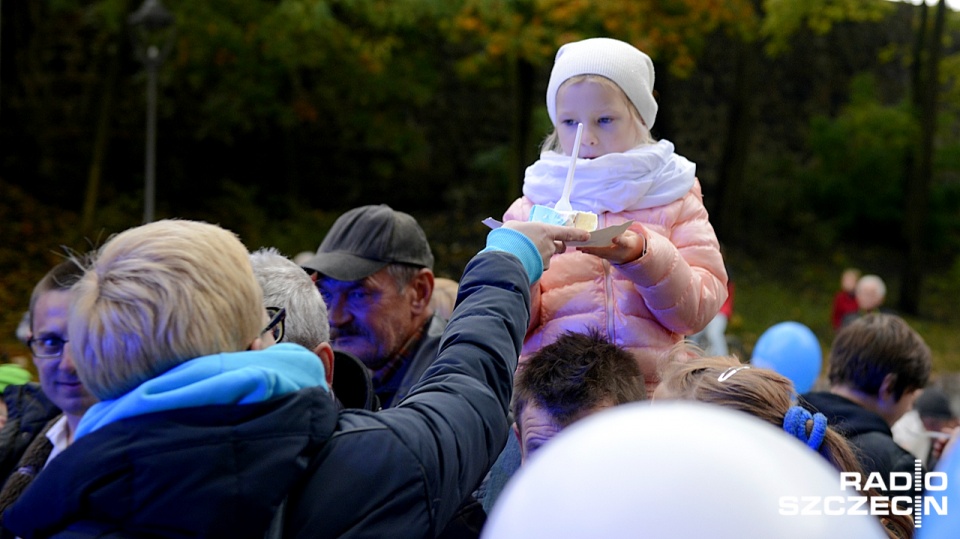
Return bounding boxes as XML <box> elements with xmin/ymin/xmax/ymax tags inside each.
<box><xmin>302</xmin><ymin>204</ymin><xmax>434</xmax><ymax>282</ymax></box>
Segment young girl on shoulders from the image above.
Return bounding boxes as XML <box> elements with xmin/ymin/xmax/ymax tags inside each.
<box><xmin>504</xmin><ymin>37</ymin><xmax>727</xmax><ymax>392</ymax></box>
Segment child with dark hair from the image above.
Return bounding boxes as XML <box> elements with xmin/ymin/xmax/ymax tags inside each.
<box><xmin>477</xmin><ymin>329</ymin><xmax>646</xmax><ymax>514</ymax></box>
<box><xmin>513</xmin><ymin>329</ymin><xmax>647</xmax><ymax>462</ymax></box>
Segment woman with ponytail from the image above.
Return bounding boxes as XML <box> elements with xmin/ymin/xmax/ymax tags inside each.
<box><xmin>655</xmin><ymin>350</ymin><xmax>914</xmax><ymax>539</ymax></box>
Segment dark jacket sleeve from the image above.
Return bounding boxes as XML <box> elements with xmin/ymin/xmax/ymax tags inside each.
<box><xmin>0</xmin><ymin>384</ymin><xmax>60</xmax><ymax>484</ymax></box>
<box><xmin>288</xmin><ymin>251</ymin><xmax>529</xmax><ymax>538</ymax></box>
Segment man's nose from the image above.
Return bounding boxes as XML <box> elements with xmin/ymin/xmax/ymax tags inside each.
<box><xmin>326</xmin><ymin>298</ymin><xmax>351</xmax><ymax>326</ymax></box>
<box><xmin>59</xmin><ymin>345</ymin><xmax>78</xmax><ymax>374</ymax></box>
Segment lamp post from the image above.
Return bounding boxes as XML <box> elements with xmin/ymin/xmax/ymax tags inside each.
<box><xmin>129</xmin><ymin>0</ymin><xmax>176</xmax><ymax>224</ymax></box>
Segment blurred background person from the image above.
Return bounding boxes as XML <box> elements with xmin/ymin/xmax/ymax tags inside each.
<box><xmin>430</xmin><ymin>277</ymin><xmax>460</xmax><ymax>321</ymax></box>
<box><xmin>892</xmin><ymin>386</ymin><xmax>959</xmax><ymax>469</ymax></box>
<box><xmin>831</xmin><ymin>267</ymin><xmax>860</xmax><ymax>331</ymax></box>
<box><xmin>841</xmin><ymin>274</ymin><xmax>888</xmax><ymax>328</ymax></box>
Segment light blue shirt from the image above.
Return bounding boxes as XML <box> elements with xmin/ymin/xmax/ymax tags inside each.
<box><xmin>76</xmin><ymin>343</ymin><xmax>327</xmax><ymax>439</ymax></box>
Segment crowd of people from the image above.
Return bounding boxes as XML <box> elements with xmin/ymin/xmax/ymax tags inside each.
<box><xmin>1</xmin><ymin>36</ymin><xmax>958</xmax><ymax>538</ymax></box>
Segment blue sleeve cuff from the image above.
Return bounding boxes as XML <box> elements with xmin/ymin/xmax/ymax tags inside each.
<box><xmin>481</xmin><ymin>228</ymin><xmax>544</xmax><ymax>284</ymax></box>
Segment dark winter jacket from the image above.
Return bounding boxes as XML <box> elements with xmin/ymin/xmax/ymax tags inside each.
<box><xmin>0</xmin><ymin>383</ymin><xmax>60</xmax><ymax>484</ymax></box>
<box><xmin>801</xmin><ymin>391</ymin><xmax>925</xmax><ymax>498</ymax></box>
<box><xmin>4</xmin><ymin>251</ymin><xmax>530</xmax><ymax>539</ymax></box>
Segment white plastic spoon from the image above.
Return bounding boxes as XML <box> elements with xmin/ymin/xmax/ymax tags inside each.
<box><xmin>555</xmin><ymin>122</ymin><xmax>583</xmax><ymax>213</ymax></box>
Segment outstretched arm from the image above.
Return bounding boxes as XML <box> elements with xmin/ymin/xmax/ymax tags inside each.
<box><xmin>299</xmin><ymin>222</ymin><xmax>587</xmax><ymax>537</ymax></box>
<box><xmin>384</xmin><ymin>220</ymin><xmax>588</xmax><ymax>531</ymax></box>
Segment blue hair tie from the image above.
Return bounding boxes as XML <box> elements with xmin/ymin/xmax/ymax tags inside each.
<box><xmin>782</xmin><ymin>405</ymin><xmax>828</xmax><ymax>451</ymax></box>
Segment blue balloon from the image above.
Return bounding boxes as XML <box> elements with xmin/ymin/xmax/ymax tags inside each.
<box><xmin>916</xmin><ymin>436</ymin><xmax>958</xmax><ymax>539</ymax></box>
<box><xmin>751</xmin><ymin>322</ymin><xmax>822</xmax><ymax>393</ymax></box>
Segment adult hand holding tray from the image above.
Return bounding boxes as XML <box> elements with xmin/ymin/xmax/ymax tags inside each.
<box><xmin>481</xmin><ymin>218</ymin><xmax>633</xmax><ymax>248</ymax></box>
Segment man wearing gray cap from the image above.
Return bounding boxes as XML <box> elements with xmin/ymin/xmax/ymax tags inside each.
<box><xmin>303</xmin><ymin>204</ymin><xmax>445</xmax><ymax>409</ymax></box>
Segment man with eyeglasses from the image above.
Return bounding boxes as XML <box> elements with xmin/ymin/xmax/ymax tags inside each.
<box><xmin>3</xmin><ymin>218</ymin><xmax>587</xmax><ymax>538</ymax></box>
<box><xmin>262</xmin><ymin>306</ymin><xmax>287</xmax><ymax>345</ymax></box>
<box><xmin>251</xmin><ymin>247</ymin><xmax>382</xmax><ymax>412</ymax></box>
<box><xmin>251</xmin><ymin>248</ymin><xmax>341</xmax><ymax>398</ymax></box>
<box><xmin>0</xmin><ymin>259</ymin><xmax>97</xmax><ymax>517</ymax></box>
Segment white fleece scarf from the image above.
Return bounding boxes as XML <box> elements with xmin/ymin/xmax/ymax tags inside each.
<box><xmin>522</xmin><ymin>140</ymin><xmax>696</xmax><ymax>213</ymax></box>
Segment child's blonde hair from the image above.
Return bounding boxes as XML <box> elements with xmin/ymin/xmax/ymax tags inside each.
<box><xmin>69</xmin><ymin>220</ymin><xmax>265</xmax><ymax>400</ymax></box>
<box><xmin>540</xmin><ymin>74</ymin><xmax>656</xmax><ymax>154</ymax></box>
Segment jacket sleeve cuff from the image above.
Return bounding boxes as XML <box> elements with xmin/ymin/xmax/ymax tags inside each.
<box><xmin>480</xmin><ymin>228</ymin><xmax>543</xmax><ymax>284</ymax></box>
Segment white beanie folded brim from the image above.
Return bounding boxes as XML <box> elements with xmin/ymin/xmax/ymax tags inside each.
<box><xmin>546</xmin><ymin>37</ymin><xmax>658</xmax><ymax>130</ymax></box>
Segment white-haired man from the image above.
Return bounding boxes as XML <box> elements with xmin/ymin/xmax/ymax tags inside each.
<box><xmin>250</xmin><ymin>247</ymin><xmax>377</xmax><ymax>410</ymax></box>
<box><xmin>841</xmin><ymin>274</ymin><xmax>889</xmax><ymax>328</ymax></box>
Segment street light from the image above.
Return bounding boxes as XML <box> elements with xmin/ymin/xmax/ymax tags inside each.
<box><xmin>129</xmin><ymin>0</ymin><xmax>176</xmax><ymax>224</ymax></box>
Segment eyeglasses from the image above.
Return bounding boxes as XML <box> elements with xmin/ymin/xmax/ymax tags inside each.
<box><xmin>27</xmin><ymin>336</ymin><xmax>69</xmax><ymax>359</ymax></box>
<box><xmin>263</xmin><ymin>307</ymin><xmax>286</xmax><ymax>343</ymax></box>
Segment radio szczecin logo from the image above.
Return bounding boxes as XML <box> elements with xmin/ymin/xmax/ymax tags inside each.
<box><xmin>779</xmin><ymin>460</ymin><xmax>947</xmax><ymax>528</ymax></box>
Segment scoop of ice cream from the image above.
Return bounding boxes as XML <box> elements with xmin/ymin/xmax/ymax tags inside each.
<box><xmin>530</xmin><ymin>205</ymin><xmax>598</xmax><ymax>231</ymax></box>
<box><xmin>568</xmin><ymin>211</ymin><xmax>598</xmax><ymax>231</ymax></box>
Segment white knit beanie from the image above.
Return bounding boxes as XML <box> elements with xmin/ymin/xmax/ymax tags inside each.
<box><xmin>546</xmin><ymin>38</ymin><xmax>658</xmax><ymax>130</ymax></box>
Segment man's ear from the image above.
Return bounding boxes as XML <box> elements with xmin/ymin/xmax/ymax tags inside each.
<box><xmin>879</xmin><ymin>373</ymin><xmax>899</xmax><ymax>403</ymax></box>
<box><xmin>248</xmin><ymin>336</ymin><xmax>266</xmax><ymax>352</ymax></box>
<box><xmin>313</xmin><ymin>342</ymin><xmax>335</xmax><ymax>388</ymax></box>
<box><xmin>408</xmin><ymin>269</ymin><xmax>435</xmax><ymax>314</ymax></box>
<box><xmin>513</xmin><ymin>422</ymin><xmax>525</xmax><ymax>464</ymax></box>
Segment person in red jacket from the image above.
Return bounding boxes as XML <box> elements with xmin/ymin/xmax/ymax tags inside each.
<box><xmin>831</xmin><ymin>267</ymin><xmax>860</xmax><ymax>331</ymax></box>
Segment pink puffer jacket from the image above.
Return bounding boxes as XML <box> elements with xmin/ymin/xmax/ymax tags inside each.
<box><xmin>503</xmin><ymin>179</ymin><xmax>727</xmax><ymax>393</ymax></box>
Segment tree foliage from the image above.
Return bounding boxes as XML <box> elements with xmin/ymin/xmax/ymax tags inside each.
<box><xmin>448</xmin><ymin>0</ymin><xmax>757</xmax><ymax>78</ymax></box>
<box><xmin>171</xmin><ymin>1</ymin><xmax>454</xmax><ymax>139</ymax></box>
<box><xmin>1</xmin><ymin>1</ymin><xmax>959</xmax><ymax>290</ymax></box>
<box><xmin>804</xmin><ymin>74</ymin><xmax>917</xmax><ymax>241</ymax></box>
<box><xmin>762</xmin><ymin>0</ymin><xmax>893</xmax><ymax>54</ymax></box>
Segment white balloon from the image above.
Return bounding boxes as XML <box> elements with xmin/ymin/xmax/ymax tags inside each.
<box><xmin>483</xmin><ymin>402</ymin><xmax>886</xmax><ymax>539</ymax></box>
